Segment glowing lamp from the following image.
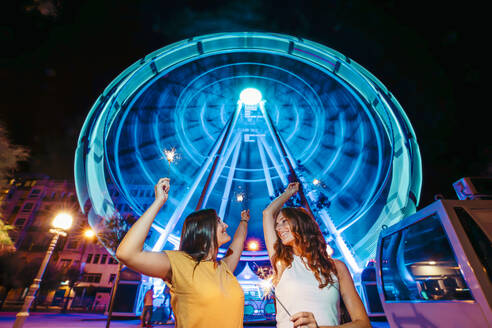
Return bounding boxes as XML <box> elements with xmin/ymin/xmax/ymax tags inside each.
<box><xmin>239</xmin><ymin>88</ymin><xmax>262</xmax><ymax>105</ymax></box>
<box><xmin>247</xmin><ymin>240</ymin><xmax>260</xmax><ymax>251</ymax></box>
<box><xmin>52</xmin><ymin>213</ymin><xmax>73</xmax><ymax>231</ymax></box>
<box><xmin>84</xmin><ymin>229</ymin><xmax>96</xmax><ymax>238</ymax></box>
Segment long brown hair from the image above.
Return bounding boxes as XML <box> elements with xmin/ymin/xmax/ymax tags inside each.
<box><xmin>272</xmin><ymin>207</ymin><xmax>337</xmax><ymax>288</ymax></box>
<box><xmin>179</xmin><ymin>209</ymin><xmax>219</xmax><ymax>267</ymax></box>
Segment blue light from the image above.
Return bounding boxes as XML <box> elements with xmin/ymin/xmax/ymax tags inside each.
<box><xmin>240</xmin><ymin>88</ymin><xmax>263</xmax><ymax>105</ymax></box>
<box><xmin>74</xmin><ymin>32</ymin><xmax>422</xmax><ymax>271</ymax></box>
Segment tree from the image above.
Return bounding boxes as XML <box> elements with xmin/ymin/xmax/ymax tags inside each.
<box><xmin>0</xmin><ymin>220</ymin><xmax>15</xmax><ymax>255</ymax></box>
<box><xmin>0</xmin><ymin>122</ymin><xmax>29</xmax><ymax>255</ymax></box>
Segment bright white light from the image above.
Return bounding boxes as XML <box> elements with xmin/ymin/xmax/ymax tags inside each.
<box><xmin>239</xmin><ymin>88</ymin><xmax>262</xmax><ymax>106</ymax></box>
<box><xmin>84</xmin><ymin>229</ymin><xmax>96</xmax><ymax>238</ymax></box>
<box><xmin>52</xmin><ymin>212</ymin><xmax>73</xmax><ymax>230</ymax></box>
<box><xmin>247</xmin><ymin>240</ymin><xmax>259</xmax><ymax>251</ymax></box>
<box><xmin>313</xmin><ymin>179</ymin><xmax>320</xmax><ymax>185</ymax></box>
<box><xmin>326</xmin><ymin>244</ymin><xmax>334</xmax><ymax>256</ymax></box>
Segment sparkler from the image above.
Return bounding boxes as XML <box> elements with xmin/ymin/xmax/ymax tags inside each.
<box><xmin>163</xmin><ymin>147</ymin><xmax>180</xmax><ymax>164</ymax></box>
<box><xmin>236</xmin><ymin>192</ymin><xmax>245</xmax><ymax>202</ymax></box>
<box><xmin>255</xmin><ymin>264</ymin><xmax>291</xmax><ymax>317</ymax></box>
<box><xmin>259</xmin><ymin>276</ymin><xmax>291</xmax><ymax>317</ymax></box>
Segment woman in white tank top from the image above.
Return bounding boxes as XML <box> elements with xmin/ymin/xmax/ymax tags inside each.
<box><xmin>263</xmin><ymin>182</ymin><xmax>370</xmax><ymax>328</ymax></box>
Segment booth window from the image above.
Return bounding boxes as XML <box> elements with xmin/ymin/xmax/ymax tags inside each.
<box><xmin>454</xmin><ymin>207</ymin><xmax>492</xmax><ymax>283</ymax></box>
<box><xmin>380</xmin><ymin>212</ymin><xmax>473</xmax><ymax>301</ymax></box>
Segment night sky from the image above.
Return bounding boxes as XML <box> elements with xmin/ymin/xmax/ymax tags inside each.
<box><xmin>1</xmin><ymin>0</ymin><xmax>489</xmax><ymax>208</ymax></box>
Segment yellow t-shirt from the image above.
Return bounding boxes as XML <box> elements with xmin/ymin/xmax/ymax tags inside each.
<box><xmin>164</xmin><ymin>250</ymin><xmax>244</xmax><ymax>328</ymax></box>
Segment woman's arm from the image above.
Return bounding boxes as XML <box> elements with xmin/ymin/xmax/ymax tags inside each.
<box><xmin>290</xmin><ymin>260</ymin><xmax>371</xmax><ymax>328</ymax></box>
<box><xmin>116</xmin><ymin>178</ymin><xmax>172</xmax><ymax>281</ymax></box>
<box><xmin>334</xmin><ymin>259</ymin><xmax>371</xmax><ymax>328</ymax></box>
<box><xmin>222</xmin><ymin>209</ymin><xmax>250</xmax><ymax>272</ymax></box>
<box><xmin>262</xmin><ymin>182</ymin><xmax>299</xmax><ymax>259</ymax></box>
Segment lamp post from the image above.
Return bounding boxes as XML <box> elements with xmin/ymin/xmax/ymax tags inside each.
<box><xmin>12</xmin><ymin>212</ymin><xmax>73</xmax><ymax>328</ymax></box>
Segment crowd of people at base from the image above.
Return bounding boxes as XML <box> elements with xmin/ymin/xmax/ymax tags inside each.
<box><xmin>140</xmin><ymin>285</ymin><xmax>174</xmax><ymax>327</ymax></box>
<box><xmin>117</xmin><ymin>178</ymin><xmax>371</xmax><ymax>328</ymax></box>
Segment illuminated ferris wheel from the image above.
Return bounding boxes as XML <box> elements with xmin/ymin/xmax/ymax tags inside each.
<box><xmin>75</xmin><ymin>32</ymin><xmax>421</xmax><ymax>273</ymax></box>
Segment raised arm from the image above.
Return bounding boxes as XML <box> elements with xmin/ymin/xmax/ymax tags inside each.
<box><xmin>222</xmin><ymin>209</ymin><xmax>250</xmax><ymax>272</ymax></box>
<box><xmin>262</xmin><ymin>182</ymin><xmax>299</xmax><ymax>259</ymax></box>
<box><xmin>116</xmin><ymin>178</ymin><xmax>172</xmax><ymax>281</ymax></box>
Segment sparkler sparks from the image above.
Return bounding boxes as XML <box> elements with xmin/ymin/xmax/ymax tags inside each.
<box><xmin>163</xmin><ymin>147</ymin><xmax>180</xmax><ymax>164</ymax></box>
<box><xmin>236</xmin><ymin>192</ymin><xmax>245</xmax><ymax>202</ymax></box>
<box><xmin>255</xmin><ymin>265</ymin><xmax>291</xmax><ymax>316</ymax></box>
<box><xmin>259</xmin><ymin>276</ymin><xmax>291</xmax><ymax>316</ymax></box>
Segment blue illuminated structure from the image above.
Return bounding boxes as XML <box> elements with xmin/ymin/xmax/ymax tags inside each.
<box><xmin>75</xmin><ymin>32</ymin><xmax>421</xmax><ymax>276</ymax></box>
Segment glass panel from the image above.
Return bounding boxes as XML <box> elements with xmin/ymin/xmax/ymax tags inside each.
<box><xmin>381</xmin><ymin>212</ymin><xmax>473</xmax><ymax>301</ymax></box>
<box><xmin>454</xmin><ymin>207</ymin><xmax>492</xmax><ymax>283</ymax></box>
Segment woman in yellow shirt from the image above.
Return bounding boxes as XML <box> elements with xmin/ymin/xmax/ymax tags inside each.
<box><xmin>116</xmin><ymin>178</ymin><xmax>249</xmax><ymax>327</ymax></box>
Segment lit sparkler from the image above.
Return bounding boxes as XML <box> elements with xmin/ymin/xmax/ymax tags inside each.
<box><xmin>259</xmin><ymin>276</ymin><xmax>291</xmax><ymax>316</ymax></box>
<box><xmin>163</xmin><ymin>147</ymin><xmax>180</xmax><ymax>164</ymax></box>
<box><xmin>236</xmin><ymin>192</ymin><xmax>245</xmax><ymax>202</ymax></box>
<box><xmin>254</xmin><ymin>264</ymin><xmax>291</xmax><ymax>316</ymax></box>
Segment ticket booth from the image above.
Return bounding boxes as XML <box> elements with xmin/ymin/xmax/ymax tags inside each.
<box><xmin>375</xmin><ymin>199</ymin><xmax>491</xmax><ymax>327</ymax></box>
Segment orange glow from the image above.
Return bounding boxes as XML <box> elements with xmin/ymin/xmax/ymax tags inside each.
<box><xmin>84</xmin><ymin>229</ymin><xmax>95</xmax><ymax>238</ymax></box>
<box><xmin>247</xmin><ymin>240</ymin><xmax>260</xmax><ymax>251</ymax></box>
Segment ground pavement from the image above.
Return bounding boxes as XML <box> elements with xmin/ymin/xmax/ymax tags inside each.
<box><xmin>0</xmin><ymin>312</ymin><xmax>390</xmax><ymax>327</ymax></box>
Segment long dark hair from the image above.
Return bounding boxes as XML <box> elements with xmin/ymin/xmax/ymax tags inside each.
<box><xmin>272</xmin><ymin>207</ymin><xmax>337</xmax><ymax>288</ymax></box>
<box><xmin>179</xmin><ymin>209</ymin><xmax>219</xmax><ymax>266</ymax></box>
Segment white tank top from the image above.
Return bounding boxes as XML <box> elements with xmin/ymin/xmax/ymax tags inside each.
<box><xmin>275</xmin><ymin>255</ymin><xmax>340</xmax><ymax>328</ymax></box>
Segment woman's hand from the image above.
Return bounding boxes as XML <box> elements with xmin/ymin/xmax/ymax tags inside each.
<box><xmin>241</xmin><ymin>209</ymin><xmax>250</xmax><ymax>223</ymax></box>
<box><xmin>116</xmin><ymin>177</ymin><xmax>172</xmax><ymax>280</ymax></box>
<box><xmin>284</xmin><ymin>182</ymin><xmax>299</xmax><ymax>197</ymax></box>
<box><xmin>154</xmin><ymin>178</ymin><xmax>170</xmax><ymax>204</ymax></box>
<box><xmin>290</xmin><ymin>311</ymin><xmax>319</xmax><ymax>328</ymax></box>
<box><xmin>222</xmin><ymin>208</ymin><xmax>250</xmax><ymax>272</ymax></box>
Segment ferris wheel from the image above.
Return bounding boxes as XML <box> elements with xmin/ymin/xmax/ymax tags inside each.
<box><xmin>75</xmin><ymin>32</ymin><xmax>421</xmax><ymax>273</ymax></box>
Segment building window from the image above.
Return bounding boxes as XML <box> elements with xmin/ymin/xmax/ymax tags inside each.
<box><xmin>14</xmin><ymin>218</ymin><xmax>26</xmax><ymax>228</ymax></box>
<box><xmin>86</xmin><ymin>254</ymin><xmax>93</xmax><ymax>263</ymax></box>
<box><xmin>60</xmin><ymin>259</ymin><xmax>72</xmax><ymax>268</ymax></box>
<box><xmin>101</xmin><ymin>254</ymin><xmax>107</xmax><ymax>264</ymax></box>
<box><xmin>22</xmin><ymin>203</ymin><xmax>33</xmax><ymax>211</ymax></box>
<box><xmin>82</xmin><ymin>273</ymin><xmax>102</xmax><ymax>283</ymax></box>
<box><xmin>66</xmin><ymin>239</ymin><xmax>79</xmax><ymax>249</ymax></box>
<box><xmin>93</xmin><ymin>254</ymin><xmax>100</xmax><ymax>264</ymax></box>
<box><xmin>109</xmin><ymin>274</ymin><xmax>116</xmax><ymax>283</ymax></box>
<box><xmin>29</xmin><ymin>189</ymin><xmax>41</xmax><ymax>198</ymax></box>
<box><xmin>108</xmin><ymin>257</ymin><xmax>118</xmax><ymax>264</ymax></box>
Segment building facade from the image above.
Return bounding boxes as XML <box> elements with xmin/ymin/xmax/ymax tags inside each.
<box><xmin>0</xmin><ymin>175</ymin><xmax>120</xmax><ymax>312</ymax></box>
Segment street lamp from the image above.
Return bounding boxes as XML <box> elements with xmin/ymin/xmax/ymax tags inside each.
<box><xmin>13</xmin><ymin>212</ymin><xmax>73</xmax><ymax>328</ymax></box>
<box><xmin>83</xmin><ymin>229</ymin><xmax>95</xmax><ymax>238</ymax></box>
